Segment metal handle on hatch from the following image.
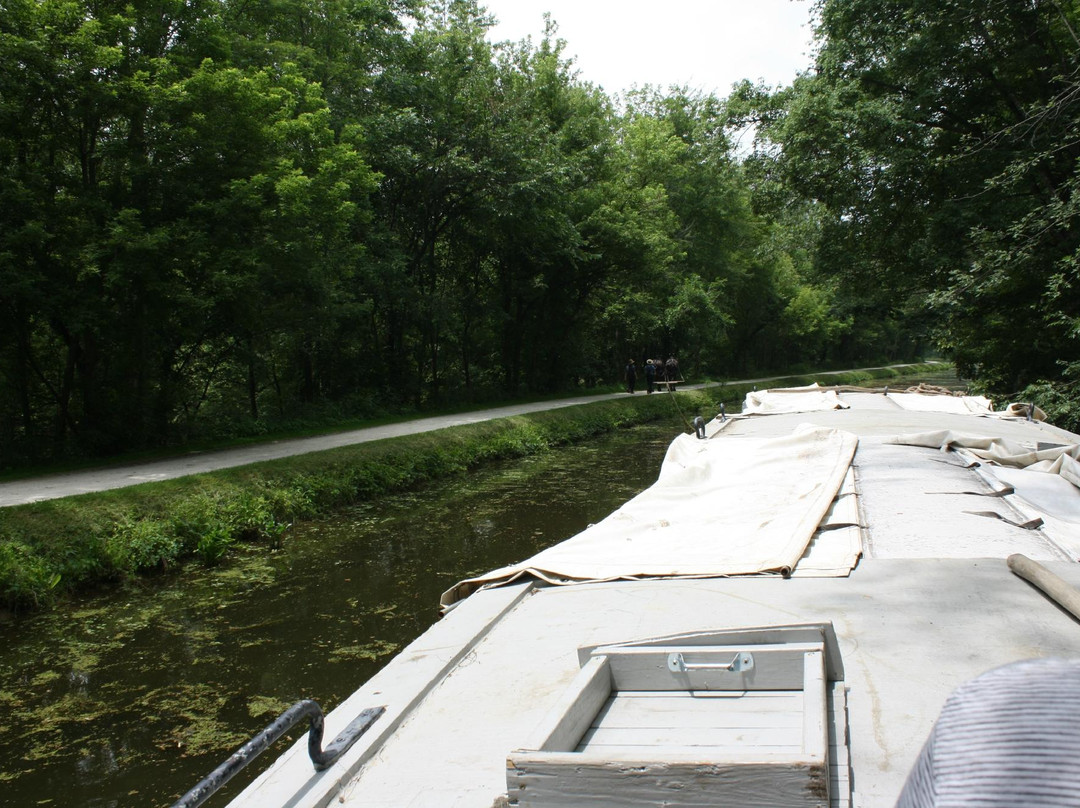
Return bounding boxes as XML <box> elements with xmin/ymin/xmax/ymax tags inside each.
<box><xmin>667</xmin><ymin>651</ymin><xmax>755</xmax><ymax>673</ymax></box>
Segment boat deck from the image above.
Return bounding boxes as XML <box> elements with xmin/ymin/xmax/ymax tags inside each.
<box><xmin>228</xmin><ymin>391</ymin><xmax>1080</xmax><ymax>808</ymax></box>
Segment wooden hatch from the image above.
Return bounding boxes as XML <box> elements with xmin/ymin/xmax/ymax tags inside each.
<box><xmin>506</xmin><ymin>623</ymin><xmax>847</xmax><ymax>808</ymax></box>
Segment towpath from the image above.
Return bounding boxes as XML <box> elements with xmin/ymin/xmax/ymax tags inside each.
<box><xmin>0</xmin><ymin>364</ymin><xmax>934</xmax><ymax>507</ymax></box>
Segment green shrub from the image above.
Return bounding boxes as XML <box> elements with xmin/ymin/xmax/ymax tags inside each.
<box><xmin>170</xmin><ymin>493</ymin><xmax>227</xmax><ymax>554</ymax></box>
<box><xmin>1019</xmin><ymin>374</ymin><xmax>1080</xmax><ymax>433</ymax></box>
<box><xmin>195</xmin><ymin>526</ymin><xmax>235</xmax><ymax>565</ymax></box>
<box><xmin>221</xmin><ymin>492</ymin><xmax>279</xmax><ymax>542</ymax></box>
<box><xmin>263</xmin><ymin>485</ymin><xmax>317</xmax><ymax>522</ymax></box>
<box><xmin>104</xmin><ymin>518</ymin><xmax>182</xmax><ymax>574</ymax></box>
<box><xmin>0</xmin><ymin>540</ymin><xmax>61</xmax><ymax>610</ymax></box>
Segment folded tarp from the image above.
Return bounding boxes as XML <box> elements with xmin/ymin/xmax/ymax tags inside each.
<box><xmin>886</xmin><ymin>430</ymin><xmax>1080</xmax><ymax>487</ymax></box>
<box><xmin>441</xmin><ymin>425</ymin><xmax>859</xmax><ymax>608</ymax></box>
<box><xmin>741</xmin><ymin>383</ymin><xmax>850</xmax><ymax>415</ymax></box>
<box><xmin>888</xmin><ymin>393</ymin><xmax>993</xmax><ymax>415</ymax></box>
<box><xmin>789</xmin><ymin>468</ymin><xmax>863</xmax><ymax>577</ymax></box>
<box><xmin>995</xmin><ymin>402</ymin><xmax>1047</xmax><ymax>421</ymax></box>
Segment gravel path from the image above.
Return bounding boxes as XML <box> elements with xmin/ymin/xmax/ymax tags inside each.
<box><xmin>0</xmin><ymin>393</ymin><xmax>636</xmax><ymax>506</ymax></box>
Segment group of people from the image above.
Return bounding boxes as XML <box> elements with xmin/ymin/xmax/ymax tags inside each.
<box><xmin>624</xmin><ymin>356</ymin><xmax>679</xmax><ymax>394</ymax></box>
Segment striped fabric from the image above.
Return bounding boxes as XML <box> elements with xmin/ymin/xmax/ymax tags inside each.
<box><xmin>896</xmin><ymin>658</ymin><xmax>1080</xmax><ymax>807</ymax></box>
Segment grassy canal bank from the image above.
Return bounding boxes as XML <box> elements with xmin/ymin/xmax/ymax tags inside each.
<box><xmin>0</xmin><ymin>365</ymin><xmax>940</xmax><ymax>613</ymax></box>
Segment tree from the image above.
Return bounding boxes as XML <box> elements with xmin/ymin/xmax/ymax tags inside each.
<box><xmin>2</xmin><ymin>0</ymin><xmax>890</xmax><ymax>466</ymax></box>
<box><xmin>0</xmin><ymin>0</ymin><xmax>378</xmax><ymax>459</ymax></box>
<box><xmin>754</xmin><ymin>0</ymin><xmax>1080</xmax><ymax>392</ymax></box>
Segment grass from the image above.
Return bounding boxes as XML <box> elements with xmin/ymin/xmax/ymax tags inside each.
<box><xmin>0</xmin><ymin>364</ymin><xmax>942</xmax><ymax>614</ymax></box>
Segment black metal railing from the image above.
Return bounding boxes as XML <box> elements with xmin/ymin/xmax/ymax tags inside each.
<box><xmin>171</xmin><ymin>700</ymin><xmax>385</xmax><ymax>808</ymax></box>
<box><xmin>693</xmin><ymin>415</ymin><xmax>706</xmax><ymax>439</ymax></box>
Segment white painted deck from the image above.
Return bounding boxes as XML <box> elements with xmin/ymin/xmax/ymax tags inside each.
<box><xmin>578</xmin><ymin>691</ymin><xmax>806</xmax><ymax>754</ymax></box>
<box><xmin>228</xmin><ymin>392</ymin><xmax>1080</xmax><ymax>808</ymax></box>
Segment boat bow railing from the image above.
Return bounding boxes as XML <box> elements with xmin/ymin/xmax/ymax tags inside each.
<box><xmin>171</xmin><ymin>699</ymin><xmax>385</xmax><ymax>808</ymax></box>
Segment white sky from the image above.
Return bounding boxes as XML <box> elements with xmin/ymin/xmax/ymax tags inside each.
<box><xmin>481</xmin><ymin>0</ymin><xmax>818</xmax><ymax>98</ymax></box>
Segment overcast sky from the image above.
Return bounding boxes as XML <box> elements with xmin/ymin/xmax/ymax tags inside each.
<box><xmin>480</xmin><ymin>0</ymin><xmax>818</xmax><ymax>98</ymax></box>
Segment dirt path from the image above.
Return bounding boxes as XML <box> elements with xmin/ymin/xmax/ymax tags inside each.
<box><xmin>0</xmin><ymin>365</ymin><xmax>934</xmax><ymax>507</ymax></box>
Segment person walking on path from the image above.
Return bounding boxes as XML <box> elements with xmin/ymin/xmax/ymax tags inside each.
<box><xmin>625</xmin><ymin>359</ymin><xmax>637</xmax><ymax>394</ymax></box>
<box><xmin>644</xmin><ymin>359</ymin><xmax>656</xmax><ymax>394</ymax></box>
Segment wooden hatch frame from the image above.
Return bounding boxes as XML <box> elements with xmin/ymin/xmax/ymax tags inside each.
<box><xmin>506</xmin><ymin>623</ymin><xmax>846</xmax><ymax>808</ymax></box>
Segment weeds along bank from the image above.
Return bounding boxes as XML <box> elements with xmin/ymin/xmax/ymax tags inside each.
<box><xmin>0</xmin><ymin>366</ymin><xmax>937</xmax><ymax>613</ymax></box>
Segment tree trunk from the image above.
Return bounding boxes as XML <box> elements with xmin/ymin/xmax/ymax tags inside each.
<box><xmin>247</xmin><ymin>334</ymin><xmax>259</xmax><ymax>420</ymax></box>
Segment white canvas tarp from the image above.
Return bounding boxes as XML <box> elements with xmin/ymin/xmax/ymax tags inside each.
<box><xmin>888</xmin><ymin>393</ymin><xmax>993</xmax><ymax>415</ymax></box>
<box><xmin>887</xmin><ymin>430</ymin><xmax>1080</xmax><ymax>487</ymax></box>
<box><xmin>441</xmin><ymin>425</ymin><xmax>859</xmax><ymax>608</ymax></box>
<box><xmin>741</xmin><ymin>383</ymin><xmax>850</xmax><ymax>415</ymax></box>
<box><xmin>789</xmin><ymin>468</ymin><xmax>863</xmax><ymax>577</ymax></box>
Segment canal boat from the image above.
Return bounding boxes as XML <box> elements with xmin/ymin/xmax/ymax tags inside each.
<box><xmin>211</xmin><ymin>384</ymin><xmax>1080</xmax><ymax>808</ymax></box>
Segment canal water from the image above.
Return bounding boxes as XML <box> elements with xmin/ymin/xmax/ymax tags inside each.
<box><xmin>0</xmin><ymin>418</ymin><xmax>684</xmax><ymax>808</ymax></box>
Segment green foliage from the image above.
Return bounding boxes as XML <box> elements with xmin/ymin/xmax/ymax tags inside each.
<box><xmin>1018</xmin><ymin>364</ymin><xmax>1080</xmax><ymax>434</ymax></box>
<box><xmin>217</xmin><ymin>493</ymin><xmax>266</xmax><ymax>541</ymax></box>
<box><xmin>0</xmin><ymin>541</ymin><xmax>61</xmax><ymax>610</ymax></box>
<box><xmin>195</xmin><ymin>527</ymin><xmax>235</xmax><ymax>566</ymax></box>
<box><xmin>105</xmin><ymin>520</ymin><xmax>182</xmax><ymax>574</ymax></box>
<box><xmin>743</xmin><ymin>0</ymin><xmax>1080</xmax><ymax>396</ymax></box>
<box><xmin>0</xmin><ymin>0</ymin><xmax>864</xmax><ymax>466</ymax></box>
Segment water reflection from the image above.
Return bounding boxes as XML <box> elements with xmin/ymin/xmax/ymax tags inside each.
<box><xmin>0</xmin><ymin>420</ymin><xmax>679</xmax><ymax>808</ymax></box>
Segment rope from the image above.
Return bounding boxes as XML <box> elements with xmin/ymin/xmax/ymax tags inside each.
<box><xmin>664</xmin><ymin>382</ymin><xmax>694</xmax><ymax>433</ymax></box>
